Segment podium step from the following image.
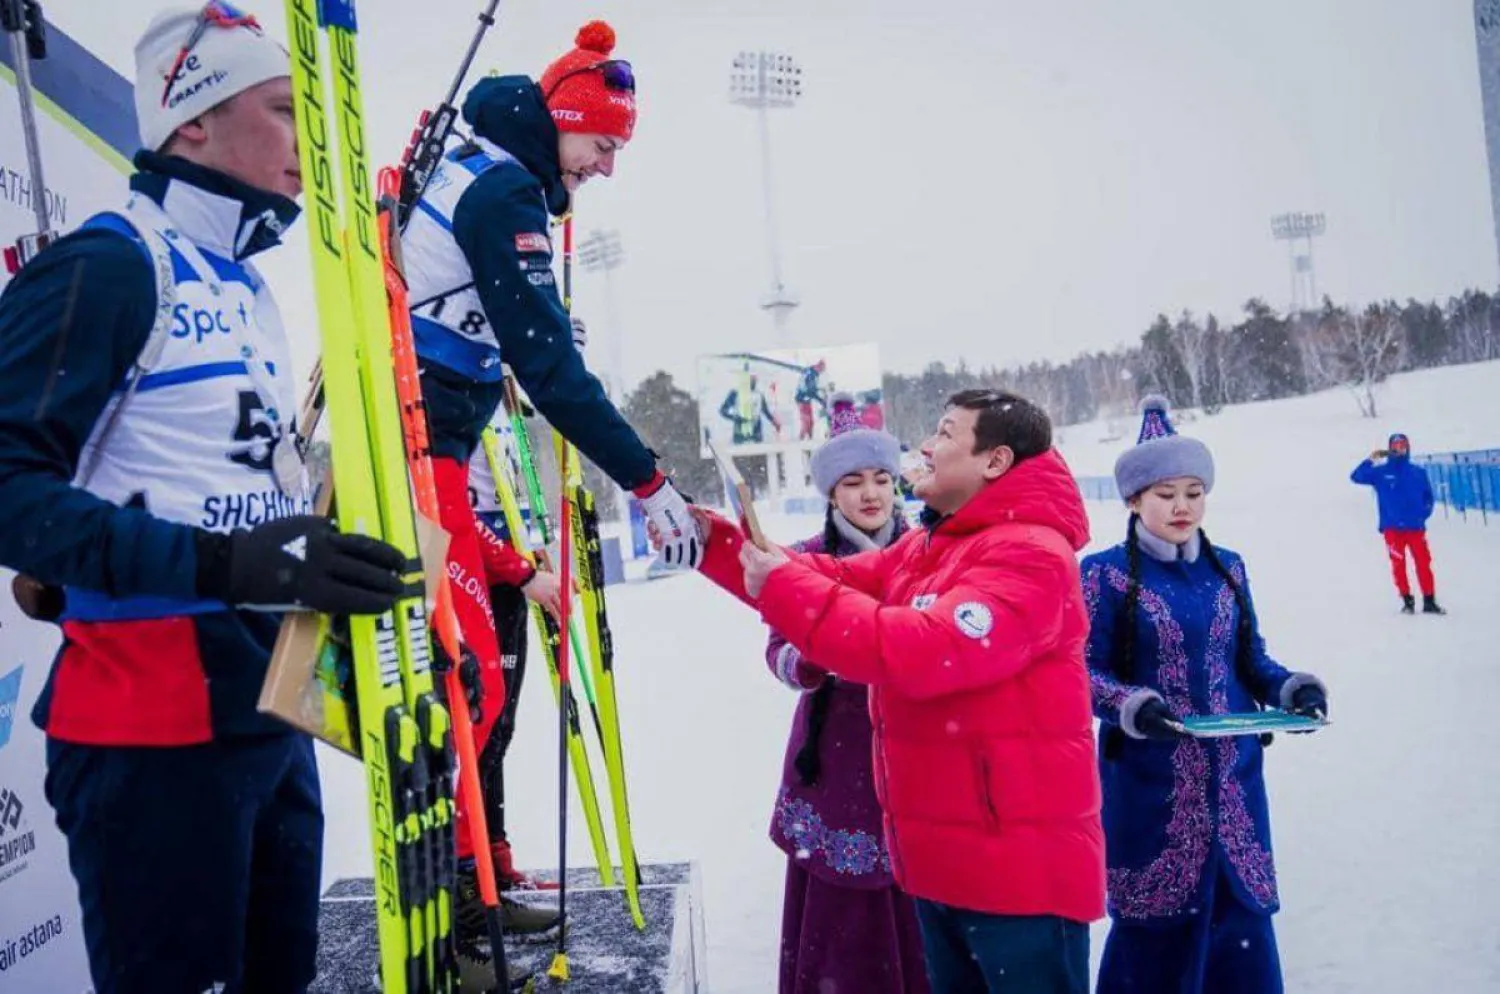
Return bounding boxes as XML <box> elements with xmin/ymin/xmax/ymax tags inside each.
<box><xmin>312</xmin><ymin>861</ymin><xmax>709</xmax><ymax>993</ymax></box>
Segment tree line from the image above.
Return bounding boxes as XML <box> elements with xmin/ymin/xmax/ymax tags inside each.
<box><xmin>881</xmin><ymin>289</ymin><xmax>1500</xmax><ymax>444</ymax></box>
<box><xmin>531</xmin><ymin>288</ymin><xmax>1500</xmax><ymax>508</ymax></box>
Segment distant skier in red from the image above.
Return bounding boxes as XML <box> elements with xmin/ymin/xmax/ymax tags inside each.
<box><xmin>1350</xmin><ymin>433</ymin><xmax>1444</xmax><ymax>615</ymax></box>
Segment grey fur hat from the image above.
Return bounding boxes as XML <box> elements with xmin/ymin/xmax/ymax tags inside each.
<box><xmin>810</xmin><ymin>392</ymin><xmax>902</xmax><ymax>495</ymax></box>
<box><xmin>1113</xmin><ymin>394</ymin><xmax>1215</xmax><ymax>500</ymax></box>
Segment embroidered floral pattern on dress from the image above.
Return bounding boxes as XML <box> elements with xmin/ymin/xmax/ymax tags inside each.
<box><xmin>774</xmin><ymin>787</ymin><xmax>891</xmax><ymax>877</ymax></box>
<box><xmin>1209</xmin><ymin>564</ymin><xmax>1279</xmax><ymax>909</ymax></box>
<box><xmin>1098</xmin><ymin>565</ymin><xmax>1213</xmax><ymax>921</ymax></box>
<box><xmin>1084</xmin><ymin>567</ymin><xmax>1133</xmax><ymax>715</ymax></box>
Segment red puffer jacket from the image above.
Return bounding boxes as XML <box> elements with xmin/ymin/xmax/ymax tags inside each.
<box><xmin>700</xmin><ymin>449</ymin><xmax>1105</xmax><ymax>922</ymax></box>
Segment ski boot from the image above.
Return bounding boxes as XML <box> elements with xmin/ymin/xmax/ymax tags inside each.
<box><xmin>1401</xmin><ymin>595</ymin><xmax>1416</xmax><ymax>614</ymax></box>
<box><xmin>455</xmin><ymin>861</ymin><xmax>561</xmax><ymax>939</ymax></box>
<box><xmin>457</xmin><ymin>939</ymin><xmax>535</xmax><ymax>992</ymax></box>
<box><xmin>500</xmin><ymin>896</ymin><xmax>561</xmax><ymax>936</ymax></box>
<box><xmin>494</xmin><ymin>840</ymin><xmax>560</xmax><ymax>892</ymax></box>
<box><xmin>1422</xmin><ymin>595</ymin><xmax>1446</xmax><ymax>615</ymax></box>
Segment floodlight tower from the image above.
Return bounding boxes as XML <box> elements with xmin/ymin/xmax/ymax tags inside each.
<box><xmin>730</xmin><ymin>50</ymin><xmax>803</xmax><ymax>345</ymax></box>
<box><xmin>1270</xmin><ymin>212</ymin><xmax>1327</xmax><ymax>315</ymax></box>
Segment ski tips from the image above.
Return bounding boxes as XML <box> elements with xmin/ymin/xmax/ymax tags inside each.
<box><xmin>547</xmin><ymin>952</ymin><xmax>571</xmax><ymax>981</ymax></box>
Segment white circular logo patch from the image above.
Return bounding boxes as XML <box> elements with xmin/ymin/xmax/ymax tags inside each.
<box><xmin>954</xmin><ymin>602</ymin><xmax>994</xmax><ymax>639</ymax></box>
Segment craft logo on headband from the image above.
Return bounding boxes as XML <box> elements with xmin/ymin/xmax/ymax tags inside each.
<box><xmin>159</xmin><ymin>2</ymin><xmax>264</xmax><ymax>109</ymax></box>
<box><xmin>162</xmin><ymin>55</ymin><xmax>229</xmax><ymax>110</ymax></box>
<box><xmin>135</xmin><ymin>2</ymin><xmax>288</xmax><ymax>151</ymax></box>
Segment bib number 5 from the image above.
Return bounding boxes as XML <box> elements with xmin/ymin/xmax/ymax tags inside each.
<box><xmin>229</xmin><ymin>390</ymin><xmax>276</xmax><ymax>472</ymax></box>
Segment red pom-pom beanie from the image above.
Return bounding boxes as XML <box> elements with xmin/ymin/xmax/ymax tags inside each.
<box><xmin>540</xmin><ymin>21</ymin><xmax>636</xmax><ymax>142</ymax></box>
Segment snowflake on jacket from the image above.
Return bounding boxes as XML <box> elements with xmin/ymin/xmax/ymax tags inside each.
<box><xmin>1082</xmin><ymin>523</ymin><xmax>1322</xmax><ymax>924</ymax></box>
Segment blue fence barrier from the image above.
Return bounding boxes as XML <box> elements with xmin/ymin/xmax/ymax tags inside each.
<box><xmin>1417</xmin><ymin>449</ymin><xmax>1500</xmax><ymax>524</ymax></box>
<box><xmin>1076</xmin><ymin>476</ymin><xmax>1121</xmax><ymax>502</ymax></box>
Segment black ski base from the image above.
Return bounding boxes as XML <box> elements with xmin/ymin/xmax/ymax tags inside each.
<box><xmin>312</xmin><ymin>861</ymin><xmax>709</xmax><ymax>993</ymax></box>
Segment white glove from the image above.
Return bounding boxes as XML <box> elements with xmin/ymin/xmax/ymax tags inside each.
<box><xmin>638</xmin><ymin>478</ymin><xmax>703</xmax><ymax>570</ymax></box>
<box><xmin>571</xmin><ymin>315</ymin><xmax>588</xmax><ymax>352</ymax></box>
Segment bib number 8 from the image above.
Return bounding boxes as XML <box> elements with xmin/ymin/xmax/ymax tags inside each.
<box><xmin>458</xmin><ymin>310</ymin><xmax>488</xmax><ymax>337</ymax></box>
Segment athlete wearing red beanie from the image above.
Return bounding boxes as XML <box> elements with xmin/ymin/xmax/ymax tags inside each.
<box><xmin>397</xmin><ymin>16</ymin><xmax>701</xmax><ymax>969</ymax></box>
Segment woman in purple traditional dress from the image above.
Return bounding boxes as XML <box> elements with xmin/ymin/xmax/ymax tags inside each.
<box><xmin>763</xmin><ymin>393</ymin><xmax>929</xmax><ymax>994</ymax></box>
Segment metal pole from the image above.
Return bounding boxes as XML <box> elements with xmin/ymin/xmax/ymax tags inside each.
<box><xmin>756</xmin><ymin>79</ymin><xmax>786</xmax><ymax>300</ymax></box>
<box><xmin>1287</xmin><ymin>239</ymin><xmax>1297</xmax><ymax>313</ymax></box>
<box><xmin>1305</xmin><ymin>234</ymin><xmax>1319</xmax><ymax>307</ymax></box>
<box><xmin>4</xmin><ymin>2</ymin><xmax>50</xmax><ymax>236</ymax></box>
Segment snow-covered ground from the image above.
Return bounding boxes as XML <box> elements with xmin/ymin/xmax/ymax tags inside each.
<box><xmin>319</xmin><ymin>360</ymin><xmax>1500</xmax><ymax>992</ymax></box>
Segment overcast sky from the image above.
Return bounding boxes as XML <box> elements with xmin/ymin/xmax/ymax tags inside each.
<box><xmin>46</xmin><ymin>0</ymin><xmax>1500</xmax><ymax>387</ymax></box>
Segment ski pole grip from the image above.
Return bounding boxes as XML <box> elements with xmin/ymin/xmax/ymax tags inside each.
<box><xmin>23</xmin><ymin>0</ymin><xmax>45</xmax><ymax>59</ymax></box>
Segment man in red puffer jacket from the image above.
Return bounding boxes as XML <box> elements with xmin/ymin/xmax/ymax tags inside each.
<box><xmin>695</xmin><ymin>390</ymin><xmax>1105</xmax><ymax>993</ymax></box>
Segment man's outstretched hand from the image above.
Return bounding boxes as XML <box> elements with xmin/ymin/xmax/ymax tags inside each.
<box><xmin>739</xmin><ymin>540</ymin><xmax>790</xmax><ymax>599</ymax></box>
<box><xmin>648</xmin><ymin>505</ymin><xmax>794</xmax><ymax>597</ymax></box>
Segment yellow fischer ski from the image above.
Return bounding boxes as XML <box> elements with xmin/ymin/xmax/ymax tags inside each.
<box><xmin>284</xmin><ymin>1</ymin><xmax>454</xmax><ymax>988</ymax></box>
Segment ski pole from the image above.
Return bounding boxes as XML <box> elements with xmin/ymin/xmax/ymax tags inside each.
<box><xmin>549</xmin><ymin>436</ymin><xmax>575</xmax><ymax>982</ymax></box>
<box><xmin>395</xmin><ymin>0</ymin><xmax>501</xmax><ymax>229</ymax></box>
<box><xmin>2</xmin><ymin>0</ymin><xmax>55</xmax><ymax>273</ymax></box>
<box><xmin>556</xmin><ymin>215</ymin><xmax>646</xmax><ymax>929</ymax></box>
<box><xmin>497</xmin><ymin>388</ymin><xmax>605</xmax><ymax>727</ymax></box>
<box><xmin>480</xmin><ymin>423</ymin><xmax>616</xmax><ymax>888</ymax></box>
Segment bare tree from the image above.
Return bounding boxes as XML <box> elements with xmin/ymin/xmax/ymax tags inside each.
<box><xmin>1307</xmin><ymin>301</ymin><xmax>1406</xmax><ymax>417</ymax></box>
<box><xmin>1447</xmin><ymin>291</ymin><xmax>1500</xmax><ymax>364</ymax></box>
<box><xmin>1206</xmin><ymin>315</ymin><xmax>1244</xmax><ymax>410</ymax></box>
<box><xmin>1344</xmin><ymin>303</ymin><xmax>1407</xmax><ymax>417</ymax></box>
<box><xmin>1169</xmin><ymin>310</ymin><xmax>1211</xmax><ymax>412</ymax></box>
<box><xmin>1012</xmin><ymin>362</ymin><xmax>1069</xmax><ymax>442</ymax></box>
<box><xmin>1299</xmin><ymin>305</ymin><xmax>1345</xmax><ymax>392</ymax></box>
<box><xmin>1083</xmin><ymin>350</ymin><xmax>1136</xmax><ymax>440</ymax></box>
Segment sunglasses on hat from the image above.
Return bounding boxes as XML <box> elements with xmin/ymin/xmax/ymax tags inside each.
<box><xmin>545</xmin><ymin>59</ymin><xmax>636</xmax><ymax>102</ymax></box>
<box><xmin>161</xmin><ymin>1</ymin><xmax>262</xmax><ymax>108</ymax></box>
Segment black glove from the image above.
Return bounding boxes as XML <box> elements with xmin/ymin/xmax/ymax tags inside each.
<box><xmin>1290</xmin><ymin>684</ymin><xmax>1328</xmax><ymax>720</ymax></box>
<box><xmin>431</xmin><ymin>630</ymin><xmax>485</xmax><ymax>726</ymax></box>
<box><xmin>1133</xmin><ymin>697</ymin><xmax>1187</xmax><ymax>741</ymax></box>
<box><xmin>196</xmin><ymin>516</ymin><xmax>406</xmax><ymax>615</ymax></box>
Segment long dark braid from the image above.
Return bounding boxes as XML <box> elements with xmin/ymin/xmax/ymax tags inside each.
<box><xmin>1199</xmin><ymin>529</ymin><xmax>1276</xmax><ymax>746</ymax></box>
<box><xmin>792</xmin><ymin>507</ymin><xmax>842</xmax><ymax>786</ymax></box>
<box><xmin>1103</xmin><ymin>514</ymin><xmax>1145</xmax><ymax>760</ymax></box>
<box><xmin>1117</xmin><ymin>513</ymin><xmax>1145</xmax><ymax>685</ymax></box>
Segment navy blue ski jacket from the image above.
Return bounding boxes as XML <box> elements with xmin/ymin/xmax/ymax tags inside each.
<box><xmin>0</xmin><ymin>152</ymin><xmax>300</xmax><ymax>745</ymax></box>
<box><xmin>420</xmin><ymin>76</ymin><xmax>658</xmax><ymax>491</ymax></box>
